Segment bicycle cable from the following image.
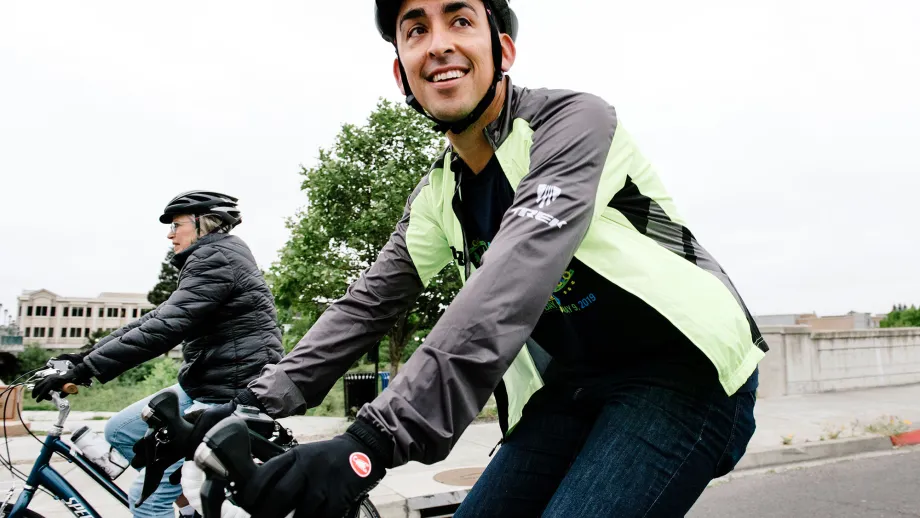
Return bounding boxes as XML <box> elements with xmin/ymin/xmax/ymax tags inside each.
<box><xmin>1</xmin><ymin>370</ymin><xmax>63</xmax><ymax>497</ymax></box>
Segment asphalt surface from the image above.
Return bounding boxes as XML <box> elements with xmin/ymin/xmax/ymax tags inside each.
<box><xmin>687</xmin><ymin>449</ymin><xmax>920</xmax><ymax>517</ymax></box>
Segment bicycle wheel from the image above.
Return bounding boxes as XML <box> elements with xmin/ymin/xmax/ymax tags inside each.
<box><xmin>0</xmin><ymin>509</ymin><xmax>46</xmax><ymax>517</ymax></box>
<box><xmin>358</xmin><ymin>498</ymin><xmax>381</xmax><ymax>518</ymax></box>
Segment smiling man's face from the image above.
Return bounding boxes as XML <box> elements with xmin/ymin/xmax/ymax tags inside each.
<box><xmin>393</xmin><ymin>0</ymin><xmax>499</xmax><ymax>123</ymax></box>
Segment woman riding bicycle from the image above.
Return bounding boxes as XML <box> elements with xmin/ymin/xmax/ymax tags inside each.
<box><xmin>31</xmin><ymin>190</ymin><xmax>285</xmax><ymax>518</ymax></box>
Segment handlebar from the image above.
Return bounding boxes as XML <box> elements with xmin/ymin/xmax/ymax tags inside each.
<box><xmin>194</xmin><ymin>417</ymin><xmax>263</xmax><ymax>518</ymax></box>
<box><xmin>135</xmin><ymin>391</ymin><xmax>195</xmax><ymax>506</ymax></box>
<box><xmin>193</xmin><ymin>418</ymin><xmax>368</xmax><ymax>518</ymax></box>
<box><xmin>139</xmin><ymin>391</ymin><xmax>300</xmax><ymax>515</ymax></box>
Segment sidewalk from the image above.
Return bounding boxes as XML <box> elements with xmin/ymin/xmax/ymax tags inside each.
<box><xmin>7</xmin><ymin>384</ymin><xmax>920</xmax><ymax>517</ymax></box>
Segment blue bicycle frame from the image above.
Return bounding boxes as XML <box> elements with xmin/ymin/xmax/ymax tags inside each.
<box><xmin>5</xmin><ymin>393</ymin><xmax>128</xmax><ymax>518</ymax></box>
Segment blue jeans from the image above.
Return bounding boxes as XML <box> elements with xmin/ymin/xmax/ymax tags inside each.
<box><xmin>105</xmin><ymin>384</ymin><xmax>210</xmax><ymax>518</ymax></box>
<box><xmin>454</xmin><ymin>376</ymin><xmax>756</xmax><ymax>517</ymax></box>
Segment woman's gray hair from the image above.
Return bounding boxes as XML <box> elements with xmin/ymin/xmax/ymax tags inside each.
<box><xmin>198</xmin><ymin>214</ymin><xmax>233</xmax><ymax>235</ymax></box>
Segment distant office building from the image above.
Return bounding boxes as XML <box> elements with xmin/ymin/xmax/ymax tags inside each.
<box><xmin>16</xmin><ymin>289</ymin><xmax>155</xmax><ymax>348</ymax></box>
<box><xmin>754</xmin><ymin>311</ymin><xmax>886</xmax><ymax>331</ymax></box>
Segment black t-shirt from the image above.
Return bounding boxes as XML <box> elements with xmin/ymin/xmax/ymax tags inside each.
<box><xmin>456</xmin><ymin>155</ymin><xmax>758</xmax><ymax>392</ymax></box>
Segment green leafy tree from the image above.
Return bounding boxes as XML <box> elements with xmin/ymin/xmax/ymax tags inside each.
<box><xmin>271</xmin><ymin>99</ymin><xmax>461</xmax><ymax>376</ymax></box>
<box><xmin>16</xmin><ymin>345</ymin><xmax>53</xmax><ymax>377</ymax></box>
<box><xmin>148</xmin><ymin>249</ymin><xmax>179</xmax><ymax>306</ymax></box>
<box><xmin>880</xmin><ymin>304</ymin><xmax>920</xmax><ymax>328</ymax></box>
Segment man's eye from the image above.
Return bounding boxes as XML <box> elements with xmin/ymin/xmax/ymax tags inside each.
<box><xmin>408</xmin><ymin>25</ymin><xmax>426</xmax><ymax>38</ymax></box>
<box><xmin>454</xmin><ymin>17</ymin><xmax>471</xmax><ymax>27</ymax></box>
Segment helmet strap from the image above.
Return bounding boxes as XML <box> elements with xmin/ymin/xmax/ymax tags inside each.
<box><xmin>396</xmin><ymin>6</ymin><xmax>504</xmax><ymax>135</ymax></box>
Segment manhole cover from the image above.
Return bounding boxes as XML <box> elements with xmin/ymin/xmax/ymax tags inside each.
<box><xmin>433</xmin><ymin>467</ymin><xmax>485</xmax><ymax>487</ymax></box>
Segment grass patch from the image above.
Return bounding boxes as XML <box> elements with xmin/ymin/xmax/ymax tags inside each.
<box><xmin>862</xmin><ymin>415</ymin><xmax>912</xmax><ymax>436</ymax></box>
<box><xmin>23</xmin><ymin>382</ymin><xmax>169</xmax><ymax>412</ymax></box>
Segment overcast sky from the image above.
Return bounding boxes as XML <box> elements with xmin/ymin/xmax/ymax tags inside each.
<box><xmin>2</xmin><ymin>0</ymin><xmax>918</xmax><ymax>323</ymax></box>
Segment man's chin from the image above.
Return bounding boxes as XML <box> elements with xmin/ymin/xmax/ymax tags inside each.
<box><xmin>422</xmin><ymin>102</ymin><xmax>475</xmax><ymax>125</ymax></box>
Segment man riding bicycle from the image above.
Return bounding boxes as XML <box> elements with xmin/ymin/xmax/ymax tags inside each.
<box><xmin>139</xmin><ymin>2</ymin><xmax>767</xmax><ymax>516</ymax></box>
<box><xmin>33</xmin><ymin>191</ymin><xmax>285</xmax><ymax>518</ymax></box>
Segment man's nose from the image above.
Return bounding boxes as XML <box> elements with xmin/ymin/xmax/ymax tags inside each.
<box><xmin>427</xmin><ymin>24</ymin><xmax>455</xmax><ymax>58</ymax></box>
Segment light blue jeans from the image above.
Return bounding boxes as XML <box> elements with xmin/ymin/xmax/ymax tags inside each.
<box><xmin>105</xmin><ymin>384</ymin><xmax>211</xmax><ymax>518</ymax></box>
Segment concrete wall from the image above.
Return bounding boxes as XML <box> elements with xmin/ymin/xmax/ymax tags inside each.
<box><xmin>758</xmin><ymin>326</ymin><xmax>920</xmax><ymax>397</ymax></box>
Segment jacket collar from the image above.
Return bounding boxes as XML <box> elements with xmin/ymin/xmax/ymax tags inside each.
<box><xmin>446</xmin><ymin>76</ymin><xmax>521</xmax><ymax>183</ymax></box>
<box><xmin>484</xmin><ymin>75</ymin><xmax>520</xmax><ymax>150</ymax></box>
<box><xmin>171</xmin><ymin>233</ymin><xmax>228</xmax><ymax>269</ymax></box>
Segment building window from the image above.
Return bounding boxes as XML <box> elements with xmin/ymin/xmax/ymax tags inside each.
<box><xmin>84</xmin><ymin>328</ymin><xmax>90</xmax><ymax>338</ymax></box>
<box><xmin>121</xmin><ymin>308</ymin><xmax>126</xmax><ymax>318</ymax></box>
<box><xmin>76</xmin><ymin>308</ymin><xmax>85</xmax><ymax>317</ymax></box>
<box><xmin>60</xmin><ymin>327</ymin><xmax>66</xmax><ymax>337</ymax></box>
<box><xmin>98</xmin><ymin>307</ymin><xmax>103</xmax><ymax>317</ymax></box>
<box><xmin>27</xmin><ymin>306</ymin><xmax>33</xmax><ymax>317</ymax></box>
<box><xmin>25</xmin><ymin>328</ymin><xmax>30</xmax><ymax>337</ymax></box>
<box><xmin>132</xmin><ymin>308</ymin><xmax>138</xmax><ymax>318</ymax></box>
<box><xmin>48</xmin><ymin>328</ymin><xmax>54</xmax><ymax>338</ymax></box>
<box><xmin>18</xmin><ymin>306</ymin><xmax>22</xmax><ymax>316</ymax></box>
<box><xmin>63</xmin><ymin>307</ymin><xmax>69</xmax><ymax>317</ymax></box>
<box><xmin>39</xmin><ymin>328</ymin><xmax>46</xmax><ymax>337</ymax></box>
<box><xmin>69</xmin><ymin>328</ymin><xmax>75</xmax><ymax>337</ymax></box>
<box><xmin>50</xmin><ymin>306</ymin><xmax>56</xmax><ymax>317</ymax></box>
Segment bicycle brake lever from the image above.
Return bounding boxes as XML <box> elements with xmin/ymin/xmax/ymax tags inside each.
<box><xmin>136</xmin><ymin>428</ymin><xmax>167</xmax><ymax>507</ymax></box>
<box><xmin>136</xmin><ymin>391</ymin><xmax>187</xmax><ymax>506</ymax></box>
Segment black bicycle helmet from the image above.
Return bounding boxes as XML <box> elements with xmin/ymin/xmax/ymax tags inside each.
<box><xmin>375</xmin><ymin>0</ymin><xmax>519</xmax><ymax>134</ymax></box>
<box><xmin>159</xmin><ymin>190</ymin><xmax>241</xmax><ymax>228</ymax></box>
<box><xmin>375</xmin><ymin>0</ymin><xmax>518</xmax><ymax>44</ymax></box>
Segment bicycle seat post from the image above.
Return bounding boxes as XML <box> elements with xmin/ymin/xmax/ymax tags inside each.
<box><xmin>49</xmin><ymin>392</ymin><xmax>71</xmax><ymax>437</ymax></box>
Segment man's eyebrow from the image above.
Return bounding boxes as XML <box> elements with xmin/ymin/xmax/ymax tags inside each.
<box><xmin>399</xmin><ymin>8</ymin><xmax>426</xmax><ymax>29</ymax></box>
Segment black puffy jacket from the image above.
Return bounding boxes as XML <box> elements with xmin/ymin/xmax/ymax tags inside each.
<box><xmin>83</xmin><ymin>233</ymin><xmax>284</xmax><ymax>403</ymax></box>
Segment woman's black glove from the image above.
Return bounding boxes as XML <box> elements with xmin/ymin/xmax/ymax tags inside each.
<box><xmin>31</xmin><ymin>364</ymin><xmax>92</xmax><ymax>402</ymax></box>
<box><xmin>53</xmin><ymin>351</ymin><xmax>90</xmax><ymax>365</ymax></box>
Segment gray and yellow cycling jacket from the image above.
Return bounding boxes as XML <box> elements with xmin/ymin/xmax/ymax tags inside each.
<box><xmin>250</xmin><ymin>78</ymin><xmax>767</xmax><ymax>467</ymax></box>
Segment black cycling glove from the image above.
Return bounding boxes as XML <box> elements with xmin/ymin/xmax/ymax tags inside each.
<box><xmin>235</xmin><ymin>418</ymin><xmax>392</xmax><ymax>518</ymax></box>
<box><xmin>31</xmin><ymin>364</ymin><xmax>92</xmax><ymax>402</ymax></box>
<box><xmin>54</xmin><ymin>351</ymin><xmax>90</xmax><ymax>365</ymax></box>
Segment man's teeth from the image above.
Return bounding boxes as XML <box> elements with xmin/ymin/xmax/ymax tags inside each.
<box><xmin>432</xmin><ymin>70</ymin><xmax>467</xmax><ymax>82</ymax></box>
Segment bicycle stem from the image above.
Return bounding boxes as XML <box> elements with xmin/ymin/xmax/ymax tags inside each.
<box><xmin>49</xmin><ymin>392</ymin><xmax>71</xmax><ymax>437</ymax></box>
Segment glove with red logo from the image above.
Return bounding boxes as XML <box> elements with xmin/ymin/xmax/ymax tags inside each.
<box><xmin>235</xmin><ymin>418</ymin><xmax>392</xmax><ymax>518</ymax></box>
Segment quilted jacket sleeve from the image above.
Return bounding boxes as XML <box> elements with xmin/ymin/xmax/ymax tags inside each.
<box><xmin>83</xmin><ymin>248</ymin><xmax>235</xmax><ymax>383</ymax></box>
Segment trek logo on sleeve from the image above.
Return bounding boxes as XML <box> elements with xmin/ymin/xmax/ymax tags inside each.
<box><xmin>510</xmin><ymin>207</ymin><xmax>567</xmax><ymax>229</ymax></box>
<box><xmin>536</xmin><ymin>184</ymin><xmax>561</xmax><ymax>208</ymax></box>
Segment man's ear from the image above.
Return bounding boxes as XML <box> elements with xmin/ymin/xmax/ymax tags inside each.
<box><xmin>393</xmin><ymin>58</ymin><xmax>407</xmax><ymax>96</ymax></box>
<box><xmin>499</xmin><ymin>33</ymin><xmax>516</xmax><ymax>73</ymax></box>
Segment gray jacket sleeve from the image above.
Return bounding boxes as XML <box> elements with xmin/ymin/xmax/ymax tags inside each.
<box><xmin>248</xmin><ymin>210</ymin><xmax>426</xmax><ymax>417</ymax></box>
<box><xmin>359</xmin><ymin>93</ymin><xmax>617</xmax><ymax>466</ymax></box>
<box><xmin>83</xmin><ymin>248</ymin><xmax>234</xmax><ymax>382</ymax></box>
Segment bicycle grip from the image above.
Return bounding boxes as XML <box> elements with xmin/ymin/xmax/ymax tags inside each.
<box><xmin>62</xmin><ymin>383</ymin><xmax>79</xmax><ymax>395</ymax></box>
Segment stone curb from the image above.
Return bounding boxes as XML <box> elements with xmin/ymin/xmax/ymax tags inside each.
<box><xmin>732</xmin><ymin>435</ymin><xmax>894</xmax><ymax>471</ymax></box>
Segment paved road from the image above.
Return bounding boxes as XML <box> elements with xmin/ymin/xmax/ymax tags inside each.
<box><xmin>688</xmin><ymin>449</ymin><xmax>920</xmax><ymax>517</ymax></box>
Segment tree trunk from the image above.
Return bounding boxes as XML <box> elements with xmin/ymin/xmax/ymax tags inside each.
<box><xmin>387</xmin><ymin>313</ymin><xmax>411</xmax><ymax>377</ymax></box>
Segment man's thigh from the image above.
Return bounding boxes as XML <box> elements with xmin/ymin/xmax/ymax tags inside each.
<box><xmin>453</xmin><ymin>389</ymin><xmax>594</xmax><ymax>518</ymax></box>
<box><xmin>543</xmin><ymin>382</ymin><xmax>754</xmax><ymax>518</ymax></box>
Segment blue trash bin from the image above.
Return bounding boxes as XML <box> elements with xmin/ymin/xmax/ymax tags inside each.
<box><xmin>379</xmin><ymin>372</ymin><xmax>390</xmax><ymax>390</ymax></box>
